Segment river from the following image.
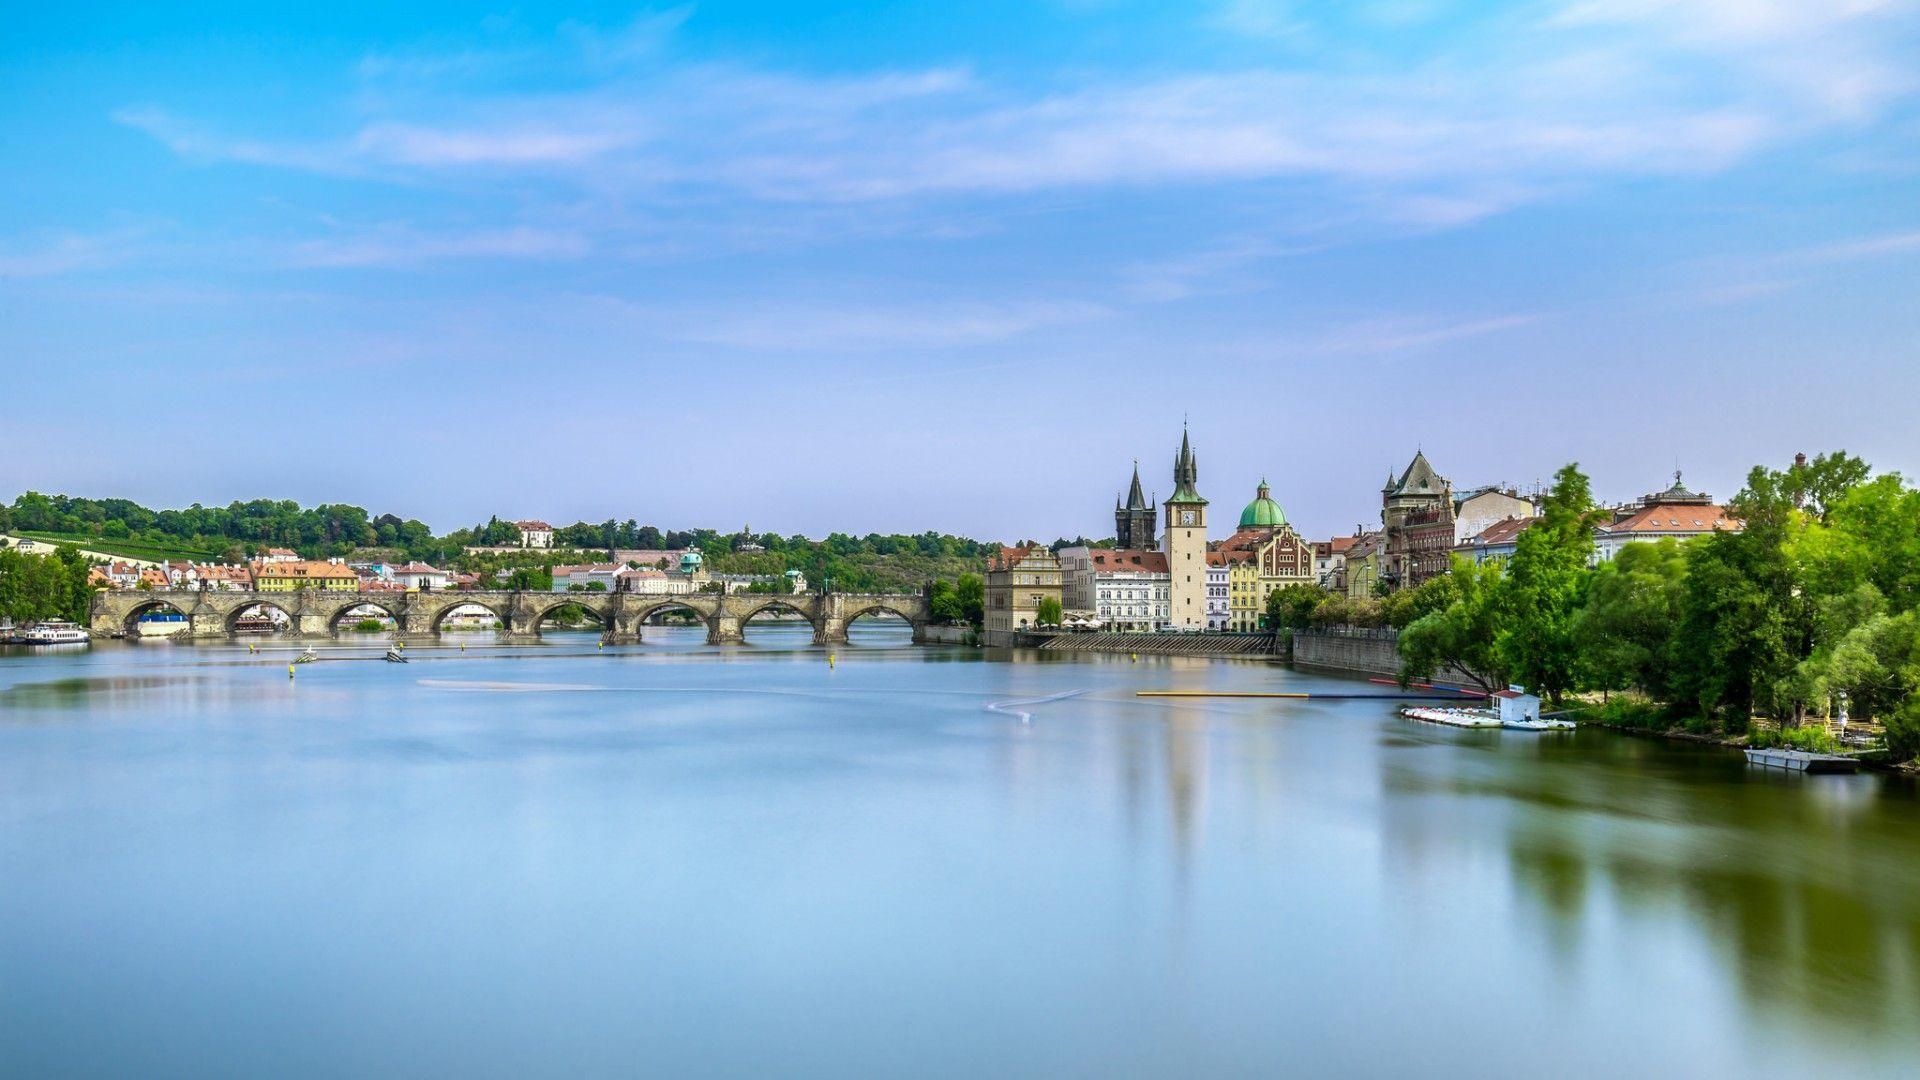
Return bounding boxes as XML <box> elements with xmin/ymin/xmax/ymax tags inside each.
<box><xmin>3</xmin><ymin>625</ymin><xmax>1916</xmax><ymax>1077</ymax></box>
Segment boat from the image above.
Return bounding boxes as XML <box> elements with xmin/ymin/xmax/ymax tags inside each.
<box><xmin>1744</xmin><ymin>747</ymin><xmax>1859</xmax><ymax>774</ymax></box>
<box><xmin>17</xmin><ymin>620</ymin><xmax>91</xmax><ymax>645</ymax></box>
<box><xmin>1502</xmin><ymin>716</ymin><xmax>1577</xmax><ymax>731</ymax></box>
<box><xmin>136</xmin><ymin>611</ymin><xmax>191</xmax><ymax>637</ymax></box>
<box><xmin>1400</xmin><ymin>705</ymin><xmax>1502</xmax><ymax>728</ymax></box>
<box><xmin>294</xmin><ymin>648</ymin><xmax>320</xmax><ymax>664</ymax></box>
<box><xmin>232</xmin><ymin>613</ymin><xmax>279</xmax><ymax>634</ymax></box>
<box><xmin>384</xmin><ymin>648</ymin><xmax>408</xmax><ymax>663</ymax></box>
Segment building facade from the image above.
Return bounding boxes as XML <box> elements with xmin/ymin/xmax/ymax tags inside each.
<box><xmin>1382</xmin><ymin>451</ymin><xmax>1456</xmax><ymax>590</ymax></box>
<box><xmin>1593</xmin><ymin>473</ymin><xmax>1738</xmax><ymax>561</ymax></box>
<box><xmin>1115</xmin><ymin>464</ymin><xmax>1157</xmax><ymax>551</ymax></box>
<box><xmin>513</xmin><ymin>520</ymin><xmax>554</xmax><ymax>549</ymax></box>
<box><xmin>1453</xmin><ymin>487</ymin><xmax>1536</xmax><ymax>546</ymax></box>
<box><xmin>253</xmin><ymin>559</ymin><xmax>359</xmax><ymax>591</ymax></box>
<box><xmin>1162</xmin><ymin>428</ymin><xmax>1209</xmax><ymax>630</ymax></box>
<box><xmin>983</xmin><ymin>544</ymin><xmax>1065</xmax><ymax>645</ymax></box>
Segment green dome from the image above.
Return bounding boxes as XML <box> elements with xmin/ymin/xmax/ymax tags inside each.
<box><xmin>679</xmin><ymin>549</ymin><xmax>704</xmax><ymax>572</ymax></box>
<box><xmin>1239</xmin><ymin>480</ymin><xmax>1287</xmax><ymax>528</ymax></box>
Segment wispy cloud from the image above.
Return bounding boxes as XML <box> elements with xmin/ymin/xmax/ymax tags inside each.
<box><xmin>117</xmin><ymin>1</ymin><xmax>1917</xmax><ymax>219</ymax></box>
<box><xmin>0</xmin><ymin>229</ymin><xmax>146</xmax><ymax>279</ymax></box>
<box><xmin>593</xmin><ymin>295</ymin><xmax>1114</xmax><ymax>351</ymax></box>
<box><xmin>287</xmin><ymin>226</ymin><xmax>591</xmax><ymax>268</ymax></box>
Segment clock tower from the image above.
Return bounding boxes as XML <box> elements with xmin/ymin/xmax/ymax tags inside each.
<box><xmin>1163</xmin><ymin>426</ymin><xmax>1209</xmax><ymax>630</ymax></box>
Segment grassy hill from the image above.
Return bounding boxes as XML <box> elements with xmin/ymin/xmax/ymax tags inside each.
<box><xmin>12</xmin><ymin>531</ymin><xmax>221</xmax><ymax>564</ymax></box>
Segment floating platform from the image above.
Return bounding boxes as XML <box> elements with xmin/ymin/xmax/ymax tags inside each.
<box><xmin>1401</xmin><ymin>706</ymin><xmax>1503</xmax><ymax>728</ymax></box>
<box><xmin>1743</xmin><ymin>748</ymin><xmax>1859</xmax><ymax>773</ymax></box>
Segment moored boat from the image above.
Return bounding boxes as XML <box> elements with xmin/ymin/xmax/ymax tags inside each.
<box><xmin>1744</xmin><ymin>747</ymin><xmax>1859</xmax><ymax>774</ymax></box>
<box><xmin>17</xmin><ymin>620</ymin><xmax>92</xmax><ymax>645</ymax></box>
<box><xmin>1400</xmin><ymin>705</ymin><xmax>1503</xmax><ymax>728</ymax></box>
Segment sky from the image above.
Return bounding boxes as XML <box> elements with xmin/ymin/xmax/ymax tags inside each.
<box><xmin>3</xmin><ymin>1</ymin><xmax>1918</xmax><ymax>542</ymax></box>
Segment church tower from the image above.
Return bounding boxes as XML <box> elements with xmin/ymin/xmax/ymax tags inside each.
<box><xmin>1115</xmin><ymin>462</ymin><xmax>1157</xmax><ymax>550</ymax></box>
<box><xmin>1163</xmin><ymin>426</ymin><xmax>1209</xmax><ymax>630</ymax></box>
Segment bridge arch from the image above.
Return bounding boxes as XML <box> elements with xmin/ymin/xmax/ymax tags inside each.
<box><xmin>528</xmin><ymin>596</ymin><xmax>610</xmax><ymax>634</ymax></box>
<box><xmin>736</xmin><ymin>598</ymin><xmax>821</xmax><ymax>643</ymax></box>
<box><xmin>433</xmin><ymin>600</ymin><xmax>507</xmax><ymax>633</ymax></box>
<box><xmin>122</xmin><ymin>596</ymin><xmax>192</xmax><ymax>637</ymax></box>
<box><xmin>327</xmin><ymin>599</ymin><xmax>399</xmax><ymax>634</ymax></box>
<box><xmin>228</xmin><ymin>598</ymin><xmax>296</xmax><ymax>634</ymax></box>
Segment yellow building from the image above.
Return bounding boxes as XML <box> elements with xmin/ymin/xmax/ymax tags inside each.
<box><xmin>252</xmin><ymin>559</ymin><xmax>360</xmax><ymax>591</ymax></box>
<box><xmin>1225</xmin><ymin>555</ymin><xmax>1262</xmax><ymax>632</ymax></box>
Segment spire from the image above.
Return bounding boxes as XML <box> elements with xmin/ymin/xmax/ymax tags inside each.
<box><xmin>1125</xmin><ymin>460</ymin><xmax>1149</xmax><ymax>511</ymax></box>
<box><xmin>1167</xmin><ymin>425</ymin><xmax>1206</xmax><ymax>505</ymax></box>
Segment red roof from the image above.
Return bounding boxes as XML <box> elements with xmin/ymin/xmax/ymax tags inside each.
<box><xmin>1603</xmin><ymin>502</ymin><xmax>1736</xmax><ymax>535</ymax></box>
<box><xmin>1468</xmin><ymin>516</ymin><xmax>1536</xmax><ymax>546</ymax></box>
<box><xmin>514</xmin><ymin>520</ymin><xmax>552</xmax><ymax>531</ymax></box>
<box><xmin>1088</xmin><ymin>549</ymin><xmax>1168</xmax><ymax>574</ymax></box>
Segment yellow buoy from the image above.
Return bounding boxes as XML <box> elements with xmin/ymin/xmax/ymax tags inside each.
<box><xmin>828</xmin><ymin>652</ymin><xmax>837</xmax><ymax>669</ymax></box>
<box><xmin>287</xmin><ymin>664</ymin><xmax>295</xmax><ymax>679</ymax></box>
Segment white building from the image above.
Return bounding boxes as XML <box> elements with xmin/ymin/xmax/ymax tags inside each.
<box><xmin>552</xmin><ymin>563</ymin><xmax>624</xmax><ymax>592</ymax></box>
<box><xmin>1058</xmin><ymin>547</ymin><xmax>1171</xmax><ymax>631</ymax></box>
<box><xmin>514</xmin><ymin>520</ymin><xmax>554</xmax><ymax>549</ymax></box>
<box><xmin>391</xmin><ymin>562</ymin><xmax>455</xmax><ymax>590</ymax></box>
<box><xmin>1453</xmin><ymin>487</ymin><xmax>1537</xmax><ymax>546</ymax></box>
<box><xmin>258</xmin><ymin>547</ymin><xmax>300</xmax><ymax>564</ymax></box>
<box><xmin>1495</xmin><ymin>687</ymin><xmax>1542</xmax><ymax>725</ymax></box>
<box><xmin>615</xmin><ymin>568</ymin><xmax>696</xmax><ymax>596</ymax></box>
<box><xmin>1204</xmin><ymin>552</ymin><xmax>1230</xmax><ymax>631</ymax></box>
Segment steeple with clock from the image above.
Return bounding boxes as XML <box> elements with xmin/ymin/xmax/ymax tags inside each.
<box><xmin>1163</xmin><ymin>425</ymin><xmax>1209</xmax><ymax>629</ymax></box>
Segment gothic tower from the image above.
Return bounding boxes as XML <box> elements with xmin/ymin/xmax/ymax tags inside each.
<box><xmin>1163</xmin><ymin>426</ymin><xmax>1209</xmax><ymax>629</ymax></box>
<box><xmin>1115</xmin><ymin>462</ymin><xmax>1157</xmax><ymax>550</ymax></box>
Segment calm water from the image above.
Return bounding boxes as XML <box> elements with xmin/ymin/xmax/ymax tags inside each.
<box><xmin>3</xmin><ymin>624</ymin><xmax>1917</xmax><ymax>1078</ymax></box>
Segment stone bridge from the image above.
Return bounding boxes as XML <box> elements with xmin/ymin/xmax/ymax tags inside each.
<box><xmin>91</xmin><ymin>589</ymin><xmax>933</xmax><ymax>645</ymax></box>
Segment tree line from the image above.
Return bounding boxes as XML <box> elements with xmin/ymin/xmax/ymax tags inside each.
<box><xmin>0</xmin><ymin>547</ymin><xmax>94</xmax><ymax>625</ymax></box>
<box><xmin>1267</xmin><ymin>453</ymin><xmax>1920</xmax><ymax>761</ymax></box>
<box><xmin>2</xmin><ymin>493</ymin><xmax>996</xmax><ymax>595</ymax></box>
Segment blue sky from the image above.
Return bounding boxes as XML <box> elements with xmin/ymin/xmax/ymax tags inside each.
<box><xmin>4</xmin><ymin>1</ymin><xmax>1918</xmax><ymax>541</ymax></box>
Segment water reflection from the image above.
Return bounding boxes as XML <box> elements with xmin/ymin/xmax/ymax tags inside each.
<box><xmin>1380</xmin><ymin>726</ymin><xmax>1920</xmax><ymax>1038</ymax></box>
<box><xmin>4</xmin><ymin>639</ymin><xmax>1918</xmax><ymax>1076</ymax></box>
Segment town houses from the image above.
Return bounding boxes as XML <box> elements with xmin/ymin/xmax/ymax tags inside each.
<box><xmin>1032</xmin><ymin>432</ymin><xmax>1744</xmax><ymax>638</ymax></box>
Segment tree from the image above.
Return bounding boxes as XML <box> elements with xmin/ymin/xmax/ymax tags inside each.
<box><xmin>1496</xmin><ymin>462</ymin><xmax>1602</xmax><ymax>704</ymax></box>
<box><xmin>1398</xmin><ymin>556</ymin><xmax>1508</xmax><ymax>694</ymax></box>
<box><xmin>1036</xmin><ymin>596</ymin><xmax>1063</xmax><ymax>626</ymax></box>
<box><xmin>1265</xmin><ymin>584</ymin><xmax>1328</xmax><ymax>631</ymax></box>
<box><xmin>954</xmin><ymin>573</ymin><xmax>985</xmax><ymax>627</ymax></box>
<box><xmin>1574</xmin><ymin>539</ymin><xmax>1688</xmax><ymax>699</ymax></box>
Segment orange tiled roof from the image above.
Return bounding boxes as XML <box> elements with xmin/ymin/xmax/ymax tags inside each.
<box><xmin>1603</xmin><ymin>503</ymin><xmax>1736</xmax><ymax>535</ymax></box>
<box><xmin>1088</xmin><ymin>549</ymin><xmax>1168</xmax><ymax>574</ymax></box>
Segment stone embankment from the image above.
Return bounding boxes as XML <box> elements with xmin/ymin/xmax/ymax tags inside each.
<box><xmin>1031</xmin><ymin>632</ymin><xmax>1279</xmax><ymax>656</ymax></box>
<box><xmin>1291</xmin><ymin>626</ymin><xmax>1483</xmax><ymax>687</ymax></box>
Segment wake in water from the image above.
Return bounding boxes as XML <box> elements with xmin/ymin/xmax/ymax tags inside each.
<box><xmin>984</xmin><ymin>689</ymin><xmax>1086</xmax><ymax>724</ymax></box>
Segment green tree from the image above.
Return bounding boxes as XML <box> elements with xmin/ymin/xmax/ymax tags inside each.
<box><xmin>955</xmin><ymin>573</ymin><xmax>985</xmax><ymax>627</ymax></box>
<box><xmin>1037</xmin><ymin>596</ymin><xmax>1063</xmax><ymax>626</ymax></box>
<box><xmin>1496</xmin><ymin>463</ymin><xmax>1602</xmax><ymax>704</ymax></box>
<box><xmin>1574</xmin><ymin>539</ymin><xmax>1688</xmax><ymax>699</ymax></box>
<box><xmin>1398</xmin><ymin>556</ymin><xmax>1508</xmax><ymax>694</ymax></box>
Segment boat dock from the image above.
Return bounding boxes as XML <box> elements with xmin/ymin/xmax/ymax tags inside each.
<box><xmin>1743</xmin><ymin>748</ymin><xmax>1861</xmax><ymax>774</ymax></box>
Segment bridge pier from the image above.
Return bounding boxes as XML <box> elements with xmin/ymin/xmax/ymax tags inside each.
<box><xmin>707</xmin><ymin>614</ymin><xmax>744</xmax><ymax>645</ymax></box>
<box><xmin>813</xmin><ymin>616</ymin><xmax>849</xmax><ymax>646</ymax></box>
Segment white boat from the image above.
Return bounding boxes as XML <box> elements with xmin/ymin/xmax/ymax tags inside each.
<box><xmin>1400</xmin><ymin>705</ymin><xmax>1502</xmax><ymax>728</ymax></box>
<box><xmin>294</xmin><ymin>648</ymin><xmax>320</xmax><ymax>664</ymax></box>
<box><xmin>18</xmin><ymin>620</ymin><xmax>92</xmax><ymax>645</ymax></box>
<box><xmin>384</xmin><ymin>648</ymin><xmax>408</xmax><ymax>663</ymax></box>
<box><xmin>1502</xmin><ymin>716</ymin><xmax>1577</xmax><ymax>731</ymax></box>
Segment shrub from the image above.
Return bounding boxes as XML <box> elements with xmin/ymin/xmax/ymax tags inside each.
<box><xmin>1748</xmin><ymin>725</ymin><xmax>1841</xmax><ymax>753</ymax></box>
<box><xmin>353</xmin><ymin>618</ymin><xmax>384</xmax><ymax>633</ymax></box>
